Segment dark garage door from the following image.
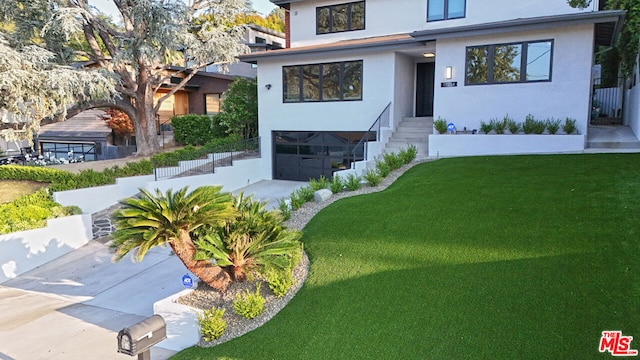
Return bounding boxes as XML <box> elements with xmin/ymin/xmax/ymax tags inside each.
<box><xmin>273</xmin><ymin>131</ymin><xmax>374</xmax><ymax>181</ymax></box>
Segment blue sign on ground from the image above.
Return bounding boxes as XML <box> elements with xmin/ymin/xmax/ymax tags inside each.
<box><xmin>447</xmin><ymin>123</ymin><xmax>456</xmax><ymax>133</ymax></box>
<box><xmin>182</xmin><ymin>274</ymin><xmax>193</xmax><ymax>288</ymax></box>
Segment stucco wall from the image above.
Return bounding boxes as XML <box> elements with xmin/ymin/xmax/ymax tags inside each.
<box><xmin>626</xmin><ymin>84</ymin><xmax>640</xmax><ymax>139</ymax></box>
<box><xmin>433</xmin><ymin>24</ymin><xmax>594</xmax><ymax>136</ymax></box>
<box><xmin>256</xmin><ymin>51</ymin><xmax>397</xmax><ymax>180</ymax></box>
<box><xmin>288</xmin><ymin>0</ymin><xmax>593</xmax><ymax>47</ymax></box>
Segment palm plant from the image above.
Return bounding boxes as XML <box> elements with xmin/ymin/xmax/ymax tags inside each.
<box><xmin>194</xmin><ymin>193</ymin><xmax>302</xmax><ymax>282</ymax></box>
<box><xmin>111</xmin><ymin>186</ymin><xmax>237</xmax><ymax>292</ymax></box>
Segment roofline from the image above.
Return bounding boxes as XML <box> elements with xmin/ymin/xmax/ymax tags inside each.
<box><xmin>411</xmin><ymin>10</ymin><xmax>626</xmax><ymax>42</ymax></box>
<box><xmin>239</xmin><ymin>35</ymin><xmax>419</xmax><ymax>63</ymax></box>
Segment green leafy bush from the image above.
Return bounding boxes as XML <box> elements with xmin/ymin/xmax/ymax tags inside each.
<box><xmin>398</xmin><ymin>144</ymin><xmax>418</xmax><ymax>164</ymax></box>
<box><xmin>0</xmin><ymin>189</ymin><xmax>76</xmax><ymax>234</ymax></box>
<box><xmin>277</xmin><ymin>197</ymin><xmax>291</xmax><ymax>221</ymax></box>
<box><xmin>382</xmin><ymin>152</ymin><xmax>403</xmax><ymax>171</ymax></box>
<box><xmin>480</xmin><ymin>120</ymin><xmax>493</xmax><ymax>134</ymax></box>
<box><xmin>375</xmin><ymin>160</ymin><xmax>391</xmax><ymax>178</ymax></box>
<box><xmin>329</xmin><ymin>175</ymin><xmax>345</xmax><ymax>193</ymax></box>
<box><xmin>433</xmin><ymin>117</ymin><xmax>447</xmax><ymax>134</ymax></box>
<box><xmin>197</xmin><ymin>307</ymin><xmax>227</xmax><ymax>341</ymax></box>
<box><xmin>546</xmin><ymin>118</ymin><xmax>561</xmax><ymax>134</ymax></box>
<box><xmin>345</xmin><ymin>174</ymin><xmax>362</xmax><ymax>191</ymax></box>
<box><xmin>264</xmin><ymin>268</ymin><xmax>293</xmax><ymax>298</ymax></box>
<box><xmin>492</xmin><ymin>117</ymin><xmax>507</xmax><ymax>134</ymax></box>
<box><xmin>290</xmin><ymin>186</ymin><xmax>314</xmax><ymax>210</ymax></box>
<box><xmin>563</xmin><ymin>118</ymin><xmax>577</xmax><ymax>134</ymax></box>
<box><xmin>506</xmin><ymin>119</ymin><xmax>521</xmax><ymax>134</ymax></box>
<box><xmin>171</xmin><ymin>114</ymin><xmax>223</xmax><ymax>146</ymax></box>
<box><xmin>216</xmin><ymin>77</ymin><xmax>258</xmax><ymax>139</ymax></box>
<box><xmin>233</xmin><ymin>283</ymin><xmax>265</xmax><ymax>319</ymax></box>
<box><xmin>309</xmin><ymin>175</ymin><xmax>330</xmax><ymax>191</ymax></box>
<box><xmin>363</xmin><ymin>168</ymin><xmax>382</xmax><ymax>187</ymax></box>
<box><xmin>151</xmin><ymin>136</ymin><xmax>242</xmax><ymax>167</ymax></box>
<box><xmin>522</xmin><ymin>114</ymin><xmax>544</xmax><ymax>134</ymax></box>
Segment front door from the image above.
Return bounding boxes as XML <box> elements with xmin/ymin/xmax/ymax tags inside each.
<box><xmin>415</xmin><ymin>62</ymin><xmax>435</xmax><ymax>117</ymax></box>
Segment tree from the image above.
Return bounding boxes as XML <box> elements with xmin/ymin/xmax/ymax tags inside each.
<box><xmin>216</xmin><ymin>77</ymin><xmax>258</xmax><ymax>139</ymax></box>
<box><xmin>0</xmin><ymin>0</ymin><xmax>250</xmax><ymax>156</ymax></box>
<box><xmin>103</xmin><ymin>109</ymin><xmax>134</xmax><ymax>146</ymax></box>
<box><xmin>0</xmin><ymin>33</ymin><xmax>115</xmax><ymax>145</ymax></box>
<box><xmin>193</xmin><ymin>193</ymin><xmax>302</xmax><ymax>282</ymax></box>
<box><xmin>111</xmin><ymin>186</ymin><xmax>238</xmax><ymax>293</ymax></box>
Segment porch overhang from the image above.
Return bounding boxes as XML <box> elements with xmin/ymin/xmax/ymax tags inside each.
<box><xmin>411</xmin><ymin>10</ymin><xmax>626</xmax><ymax>47</ymax></box>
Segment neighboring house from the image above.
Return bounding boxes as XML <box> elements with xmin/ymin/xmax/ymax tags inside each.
<box><xmin>206</xmin><ymin>24</ymin><xmax>286</xmax><ymax>78</ymax></box>
<box><xmin>240</xmin><ymin>0</ymin><xmax>625</xmax><ymax>181</ymax></box>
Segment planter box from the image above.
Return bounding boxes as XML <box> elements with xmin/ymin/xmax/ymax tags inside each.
<box><xmin>429</xmin><ymin>134</ymin><xmax>586</xmax><ymax>157</ymax></box>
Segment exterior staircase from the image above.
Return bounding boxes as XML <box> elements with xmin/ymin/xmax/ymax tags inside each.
<box><xmin>384</xmin><ymin>116</ymin><xmax>433</xmax><ymax>159</ymax></box>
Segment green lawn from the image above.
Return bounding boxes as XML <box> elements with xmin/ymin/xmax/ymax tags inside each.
<box><xmin>173</xmin><ymin>154</ymin><xmax>640</xmax><ymax>359</ymax></box>
<box><xmin>0</xmin><ymin>180</ymin><xmax>48</xmax><ymax>204</ymax></box>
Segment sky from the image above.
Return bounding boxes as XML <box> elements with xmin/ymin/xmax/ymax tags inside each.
<box><xmin>91</xmin><ymin>0</ymin><xmax>277</xmax><ymax>18</ymax></box>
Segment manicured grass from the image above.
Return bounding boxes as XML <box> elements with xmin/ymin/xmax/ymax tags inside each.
<box><xmin>0</xmin><ymin>180</ymin><xmax>47</xmax><ymax>204</ymax></box>
<box><xmin>172</xmin><ymin>154</ymin><xmax>640</xmax><ymax>359</ymax></box>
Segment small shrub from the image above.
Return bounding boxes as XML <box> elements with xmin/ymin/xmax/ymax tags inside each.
<box><xmin>345</xmin><ymin>174</ymin><xmax>362</xmax><ymax>191</ymax></box>
<box><xmin>546</xmin><ymin>118</ymin><xmax>561</xmax><ymax>134</ymax></box>
<box><xmin>433</xmin><ymin>117</ymin><xmax>447</xmax><ymax>134</ymax></box>
<box><xmin>233</xmin><ymin>283</ymin><xmax>265</xmax><ymax>319</ymax></box>
<box><xmin>563</xmin><ymin>118</ymin><xmax>577</xmax><ymax>134</ymax></box>
<box><xmin>532</xmin><ymin>120</ymin><xmax>546</xmax><ymax>134</ymax></box>
<box><xmin>523</xmin><ymin>114</ymin><xmax>537</xmax><ymax>134</ymax></box>
<box><xmin>197</xmin><ymin>307</ymin><xmax>226</xmax><ymax>341</ymax></box>
<box><xmin>375</xmin><ymin>160</ymin><xmax>391</xmax><ymax>178</ymax></box>
<box><xmin>506</xmin><ymin>119</ymin><xmax>521</xmax><ymax>134</ymax></box>
<box><xmin>290</xmin><ymin>186</ymin><xmax>314</xmax><ymax>210</ymax></box>
<box><xmin>382</xmin><ymin>152</ymin><xmax>403</xmax><ymax>171</ymax></box>
<box><xmin>480</xmin><ymin>120</ymin><xmax>493</xmax><ymax>134</ymax></box>
<box><xmin>277</xmin><ymin>197</ymin><xmax>291</xmax><ymax>220</ymax></box>
<box><xmin>309</xmin><ymin>175</ymin><xmax>330</xmax><ymax>191</ymax></box>
<box><xmin>363</xmin><ymin>168</ymin><xmax>382</xmax><ymax>187</ymax></box>
<box><xmin>492</xmin><ymin>118</ymin><xmax>507</xmax><ymax>134</ymax></box>
<box><xmin>329</xmin><ymin>175</ymin><xmax>345</xmax><ymax>193</ymax></box>
<box><xmin>264</xmin><ymin>269</ymin><xmax>293</xmax><ymax>298</ymax></box>
<box><xmin>398</xmin><ymin>144</ymin><xmax>418</xmax><ymax>164</ymax></box>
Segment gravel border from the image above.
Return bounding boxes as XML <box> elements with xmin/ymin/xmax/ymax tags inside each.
<box><xmin>176</xmin><ymin>159</ymin><xmax>429</xmax><ymax>347</ymax></box>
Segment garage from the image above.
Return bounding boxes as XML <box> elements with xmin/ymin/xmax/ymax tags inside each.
<box><xmin>273</xmin><ymin>131</ymin><xmax>375</xmax><ymax>181</ymax></box>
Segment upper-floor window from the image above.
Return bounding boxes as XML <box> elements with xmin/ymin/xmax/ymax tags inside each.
<box><xmin>283</xmin><ymin>60</ymin><xmax>363</xmax><ymax>102</ymax></box>
<box><xmin>317</xmin><ymin>1</ymin><xmax>365</xmax><ymax>34</ymax></box>
<box><xmin>465</xmin><ymin>40</ymin><xmax>553</xmax><ymax>85</ymax></box>
<box><xmin>427</xmin><ymin>0</ymin><xmax>466</xmax><ymax>21</ymax></box>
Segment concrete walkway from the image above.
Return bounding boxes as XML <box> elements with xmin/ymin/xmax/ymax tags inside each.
<box><xmin>0</xmin><ymin>180</ymin><xmax>305</xmax><ymax>360</ymax></box>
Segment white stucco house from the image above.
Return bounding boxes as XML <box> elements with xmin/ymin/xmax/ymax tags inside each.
<box><xmin>240</xmin><ymin>0</ymin><xmax>625</xmax><ymax>181</ymax></box>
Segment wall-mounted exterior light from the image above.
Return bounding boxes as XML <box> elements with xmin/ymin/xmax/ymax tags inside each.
<box><xmin>445</xmin><ymin>66</ymin><xmax>453</xmax><ymax>80</ymax></box>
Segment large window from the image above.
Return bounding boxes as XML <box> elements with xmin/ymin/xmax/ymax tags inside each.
<box><xmin>465</xmin><ymin>40</ymin><xmax>553</xmax><ymax>85</ymax></box>
<box><xmin>317</xmin><ymin>1</ymin><xmax>365</xmax><ymax>34</ymax></box>
<box><xmin>283</xmin><ymin>61</ymin><xmax>363</xmax><ymax>102</ymax></box>
<box><xmin>428</xmin><ymin>0</ymin><xmax>466</xmax><ymax>21</ymax></box>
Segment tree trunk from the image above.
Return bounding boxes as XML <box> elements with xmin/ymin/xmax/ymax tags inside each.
<box><xmin>171</xmin><ymin>229</ymin><xmax>232</xmax><ymax>293</ymax></box>
<box><xmin>132</xmin><ymin>72</ymin><xmax>161</xmax><ymax>156</ymax></box>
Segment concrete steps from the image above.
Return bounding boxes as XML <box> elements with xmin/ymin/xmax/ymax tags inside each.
<box><xmin>384</xmin><ymin>116</ymin><xmax>432</xmax><ymax>158</ymax></box>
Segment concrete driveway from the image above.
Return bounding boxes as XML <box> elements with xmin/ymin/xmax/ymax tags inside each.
<box><xmin>0</xmin><ymin>180</ymin><xmax>306</xmax><ymax>360</ymax></box>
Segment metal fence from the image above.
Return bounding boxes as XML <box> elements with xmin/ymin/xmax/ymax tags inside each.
<box><xmin>153</xmin><ymin>137</ymin><xmax>260</xmax><ymax>180</ymax></box>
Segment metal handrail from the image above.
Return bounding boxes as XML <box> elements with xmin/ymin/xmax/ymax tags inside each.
<box><xmin>351</xmin><ymin>102</ymin><xmax>391</xmax><ymax>166</ymax></box>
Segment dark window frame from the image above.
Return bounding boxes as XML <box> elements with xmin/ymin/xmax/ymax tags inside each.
<box><xmin>427</xmin><ymin>0</ymin><xmax>466</xmax><ymax>22</ymax></box>
<box><xmin>282</xmin><ymin>60</ymin><xmax>363</xmax><ymax>103</ymax></box>
<box><xmin>465</xmin><ymin>39</ymin><xmax>554</xmax><ymax>86</ymax></box>
<box><xmin>316</xmin><ymin>1</ymin><xmax>366</xmax><ymax>35</ymax></box>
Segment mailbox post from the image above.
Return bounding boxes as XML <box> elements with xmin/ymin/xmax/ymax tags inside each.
<box><xmin>117</xmin><ymin>314</ymin><xmax>167</xmax><ymax>360</ymax></box>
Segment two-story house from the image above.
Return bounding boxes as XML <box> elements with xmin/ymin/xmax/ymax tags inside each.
<box><xmin>241</xmin><ymin>0</ymin><xmax>625</xmax><ymax>181</ymax></box>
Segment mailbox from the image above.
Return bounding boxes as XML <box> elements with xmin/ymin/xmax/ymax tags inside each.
<box><xmin>117</xmin><ymin>314</ymin><xmax>167</xmax><ymax>357</ymax></box>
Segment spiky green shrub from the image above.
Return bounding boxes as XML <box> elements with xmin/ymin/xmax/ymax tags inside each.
<box><xmin>433</xmin><ymin>117</ymin><xmax>447</xmax><ymax>134</ymax></box>
<box><xmin>546</xmin><ymin>118</ymin><xmax>561</xmax><ymax>134</ymax></box>
<box><xmin>363</xmin><ymin>168</ymin><xmax>382</xmax><ymax>187</ymax></box>
<box><xmin>264</xmin><ymin>268</ymin><xmax>294</xmax><ymax>298</ymax></box>
<box><xmin>399</xmin><ymin>144</ymin><xmax>418</xmax><ymax>164</ymax></box>
<box><xmin>233</xmin><ymin>283</ymin><xmax>265</xmax><ymax>319</ymax></box>
<box><xmin>563</xmin><ymin>118</ymin><xmax>577</xmax><ymax>134</ymax></box>
<box><xmin>506</xmin><ymin>119</ymin><xmax>521</xmax><ymax>134</ymax></box>
<box><xmin>523</xmin><ymin>114</ymin><xmax>538</xmax><ymax>134</ymax></box>
<box><xmin>375</xmin><ymin>160</ymin><xmax>391</xmax><ymax>178</ymax></box>
<box><xmin>309</xmin><ymin>175</ymin><xmax>330</xmax><ymax>191</ymax></box>
<box><xmin>345</xmin><ymin>174</ymin><xmax>362</xmax><ymax>191</ymax></box>
<box><xmin>290</xmin><ymin>186</ymin><xmax>314</xmax><ymax>210</ymax></box>
<box><xmin>382</xmin><ymin>152</ymin><xmax>403</xmax><ymax>171</ymax></box>
<box><xmin>197</xmin><ymin>307</ymin><xmax>227</xmax><ymax>341</ymax></box>
<box><xmin>493</xmin><ymin>117</ymin><xmax>508</xmax><ymax>134</ymax></box>
<box><xmin>277</xmin><ymin>197</ymin><xmax>291</xmax><ymax>221</ymax></box>
<box><xmin>480</xmin><ymin>120</ymin><xmax>493</xmax><ymax>134</ymax></box>
<box><xmin>329</xmin><ymin>175</ymin><xmax>345</xmax><ymax>193</ymax></box>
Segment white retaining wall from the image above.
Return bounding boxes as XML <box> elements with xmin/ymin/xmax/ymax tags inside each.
<box><xmin>0</xmin><ymin>214</ymin><xmax>92</xmax><ymax>283</ymax></box>
<box><xmin>429</xmin><ymin>134</ymin><xmax>586</xmax><ymax>157</ymax></box>
<box><xmin>626</xmin><ymin>80</ymin><xmax>640</xmax><ymax>140</ymax></box>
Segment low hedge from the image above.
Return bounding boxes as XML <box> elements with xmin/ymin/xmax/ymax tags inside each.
<box><xmin>0</xmin><ymin>189</ymin><xmax>81</xmax><ymax>235</ymax></box>
<box><xmin>151</xmin><ymin>135</ymin><xmax>241</xmax><ymax>167</ymax></box>
<box><xmin>171</xmin><ymin>114</ymin><xmax>228</xmax><ymax>146</ymax></box>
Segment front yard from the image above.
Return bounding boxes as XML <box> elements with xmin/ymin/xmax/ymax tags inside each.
<box><xmin>173</xmin><ymin>154</ymin><xmax>640</xmax><ymax>359</ymax></box>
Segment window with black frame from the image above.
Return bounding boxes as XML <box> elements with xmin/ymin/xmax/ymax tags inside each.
<box><xmin>427</xmin><ymin>0</ymin><xmax>466</xmax><ymax>21</ymax></box>
<box><xmin>465</xmin><ymin>40</ymin><xmax>553</xmax><ymax>85</ymax></box>
<box><xmin>317</xmin><ymin>1</ymin><xmax>365</xmax><ymax>34</ymax></box>
<box><xmin>283</xmin><ymin>60</ymin><xmax>363</xmax><ymax>102</ymax></box>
